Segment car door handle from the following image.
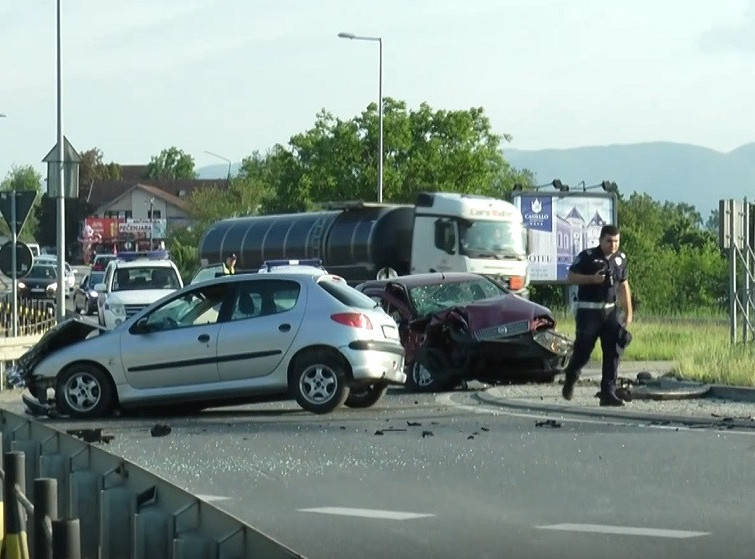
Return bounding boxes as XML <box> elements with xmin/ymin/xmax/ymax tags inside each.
<box><xmin>278</xmin><ymin>323</ymin><xmax>291</xmax><ymax>332</ymax></box>
<box><xmin>197</xmin><ymin>334</ymin><xmax>211</xmax><ymax>343</ymax></box>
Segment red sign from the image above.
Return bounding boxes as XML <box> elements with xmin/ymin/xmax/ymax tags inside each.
<box><xmin>84</xmin><ymin>217</ymin><xmax>121</xmax><ymax>240</ymax></box>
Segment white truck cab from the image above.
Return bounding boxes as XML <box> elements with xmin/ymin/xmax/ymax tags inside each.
<box><xmin>410</xmin><ymin>192</ymin><xmax>529</xmax><ymax>295</ymax></box>
<box><xmin>95</xmin><ymin>256</ymin><xmax>183</xmax><ymax>329</ymax></box>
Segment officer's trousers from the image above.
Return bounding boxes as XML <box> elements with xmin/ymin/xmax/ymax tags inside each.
<box><xmin>564</xmin><ymin>307</ymin><xmax>623</xmax><ymax>395</ymax></box>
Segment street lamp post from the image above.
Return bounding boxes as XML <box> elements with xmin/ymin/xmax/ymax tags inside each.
<box><xmin>338</xmin><ymin>32</ymin><xmax>383</xmax><ymax>203</ymax></box>
<box><xmin>55</xmin><ymin>0</ymin><xmax>66</xmax><ymax>323</ymax></box>
<box><xmin>148</xmin><ymin>197</ymin><xmax>154</xmax><ymax>249</ymax></box>
<box><xmin>204</xmin><ymin>150</ymin><xmax>232</xmax><ymax>181</ymax></box>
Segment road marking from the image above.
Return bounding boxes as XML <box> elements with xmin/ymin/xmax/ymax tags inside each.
<box><xmin>196</xmin><ymin>494</ymin><xmax>231</xmax><ymax>502</ymax></box>
<box><xmin>537</xmin><ymin>523</ymin><xmax>709</xmax><ymax>538</ymax></box>
<box><xmin>437</xmin><ymin>393</ymin><xmax>755</xmax><ymax>436</ymax></box>
<box><xmin>298</xmin><ymin>507</ymin><xmax>434</xmax><ymax>520</ymax></box>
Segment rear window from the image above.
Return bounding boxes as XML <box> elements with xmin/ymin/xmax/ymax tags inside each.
<box><xmin>317</xmin><ymin>277</ymin><xmax>377</xmax><ymax>310</ymax></box>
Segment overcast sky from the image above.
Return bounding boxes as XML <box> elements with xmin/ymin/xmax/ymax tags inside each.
<box><xmin>1</xmin><ymin>0</ymin><xmax>754</xmax><ymax>182</ymax></box>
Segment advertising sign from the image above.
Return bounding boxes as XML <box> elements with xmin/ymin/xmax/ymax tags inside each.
<box><xmin>513</xmin><ymin>192</ymin><xmax>617</xmax><ymax>283</ymax></box>
<box><xmin>84</xmin><ymin>217</ymin><xmax>120</xmax><ymax>240</ymax></box>
<box><xmin>119</xmin><ymin>219</ymin><xmax>167</xmax><ymax>238</ymax></box>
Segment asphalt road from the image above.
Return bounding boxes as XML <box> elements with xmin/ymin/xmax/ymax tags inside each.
<box><xmin>2</xmin><ymin>389</ymin><xmax>753</xmax><ymax>559</ymax></box>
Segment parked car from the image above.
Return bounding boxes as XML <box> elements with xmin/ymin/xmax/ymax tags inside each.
<box><xmin>96</xmin><ymin>256</ymin><xmax>183</xmax><ymax>329</ymax></box>
<box><xmin>91</xmin><ymin>253</ymin><xmax>117</xmax><ymax>271</ymax></box>
<box><xmin>11</xmin><ymin>269</ymin><xmax>406</xmax><ymax>418</ymax></box>
<box><xmin>17</xmin><ymin>264</ymin><xmax>59</xmax><ymax>300</ymax></box>
<box><xmin>35</xmin><ymin>255</ymin><xmax>76</xmax><ymax>296</ymax></box>
<box><xmin>356</xmin><ymin>272</ymin><xmax>573</xmax><ymax>391</ymax></box>
<box><xmin>72</xmin><ymin>271</ymin><xmax>105</xmax><ymax>315</ymax></box>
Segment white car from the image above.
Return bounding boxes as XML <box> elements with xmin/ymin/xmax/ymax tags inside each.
<box><xmin>96</xmin><ymin>257</ymin><xmax>183</xmax><ymax>329</ymax></box>
<box><xmin>34</xmin><ymin>255</ymin><xmax>76</xmax><ymax>296</ymax></box>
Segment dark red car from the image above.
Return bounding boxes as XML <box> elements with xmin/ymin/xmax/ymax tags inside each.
<box><xmin>356</xmin><ymin>273</ymin><xmax>573</xmax><ymax>391</ymax></box>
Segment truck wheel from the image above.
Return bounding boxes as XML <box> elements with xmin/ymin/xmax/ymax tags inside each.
<box><xmin>289</xmin><ymin>350</ymin><xmax>350</xmax><ymax>414</ymax></box>
<box><xmin>56</xmin><ymin>364</ymin><xmax>114</xmax><ymax>418</ymax></box>
<box><xmin>344</xmin><ymin>382</ymin><xmax>388</xmax><ymax>408</ymax></box>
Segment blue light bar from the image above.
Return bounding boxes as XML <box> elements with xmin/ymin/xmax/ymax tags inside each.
<box><xmin>116</xmin><ymin>250</ymin><xmax>170</xmax><ymax>262</ymax></box>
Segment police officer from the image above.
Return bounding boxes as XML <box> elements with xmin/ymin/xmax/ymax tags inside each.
<box><xmin>223</xmin><ymin>253</ymin><xmax>237</xmax><ymax>275</ymax></box>
<box><xmin>561</xmin><ymin>225</ymin><xmax>633</xmax><ymax>406</ymax></box>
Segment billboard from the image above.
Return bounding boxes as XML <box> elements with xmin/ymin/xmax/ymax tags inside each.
<box><xmin>512</xmin><ymin>192</ymin><xmax>617</xmax><ymax>283</ymax></box>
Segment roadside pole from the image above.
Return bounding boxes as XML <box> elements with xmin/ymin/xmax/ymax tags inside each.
<box><xmin>11</xmin><ymin>191</ymin><xmax>18</xmax><ymax>336</ymax></box>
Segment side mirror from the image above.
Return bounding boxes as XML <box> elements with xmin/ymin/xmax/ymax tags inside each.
<box><xmin>93</xmin><ymin>283</ymin><xmax>106</xmax><ymax>292</ymax></box>
<box><xmin>132</xmin><ymin>318</ymin><xmax>151</xmax><ymax>334</ymax></box>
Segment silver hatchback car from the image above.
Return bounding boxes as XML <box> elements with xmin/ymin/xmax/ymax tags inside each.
<box><xmin>11</xmin><ymin>270</ymin><xmax>406</xmax><ymax>417</ymax></box>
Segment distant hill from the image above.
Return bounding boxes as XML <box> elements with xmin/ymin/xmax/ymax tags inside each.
<box><xmin>197</xmin><ymin>162</ymin><xmax>243</xmax><ymax>180</ymax></box>
<box><xmin>504</xmin><ymin>142</ymin><xmax>755</xmax><ymax>219</ymax></box>
<box><xmin>198</xmin><ymin>141</ymin><xmax>755</xmax><ymax>219</ymax></box>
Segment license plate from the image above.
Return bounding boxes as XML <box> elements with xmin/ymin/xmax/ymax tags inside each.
<box><xmin>382</xmin><ymin>325</ymin><xmax>398</xmax><ymax>339</ymax></box>
<box><xmin>31</xmin><ymin>287</ymin><xmax>44</xmax><ymax>292</ymax></box>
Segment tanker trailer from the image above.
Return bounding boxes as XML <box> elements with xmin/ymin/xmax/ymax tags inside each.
<box><xmin>198</xmin><ymin>203</ymin><xmax>415</xmax><ymax>283</ymax></box>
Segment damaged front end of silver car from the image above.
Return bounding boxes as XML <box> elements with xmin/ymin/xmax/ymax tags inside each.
<box><xmin>5</xmin><ymin>318</ymin><xmax>107</xmax><ymax>416</ymax></box>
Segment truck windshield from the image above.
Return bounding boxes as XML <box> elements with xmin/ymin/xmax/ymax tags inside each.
<box><xmin>458</xmin><ymin>221</ymin><xmax>526</xmax><ymax>259</ymax></box>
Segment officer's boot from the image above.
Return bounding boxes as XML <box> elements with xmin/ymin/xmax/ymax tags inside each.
<box><xmin>562</xmin><ymin>370</ymin><xmax>578</xmax><ymax>401</ymax></box>
<box><xmin>598</xmin><ymin>391</ymin><xmax>625</xmax><ymax>407</ymax></box>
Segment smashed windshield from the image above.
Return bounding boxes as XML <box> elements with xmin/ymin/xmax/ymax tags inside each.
<box><xmin>408</xmin><ymin>277</ymin><xmax>507</xmax><ymax>316</ymax></box>
<box><xmin>459</xmin><ymin>221</ymin><xmax>526</xmax><ymax>259</ymax></box>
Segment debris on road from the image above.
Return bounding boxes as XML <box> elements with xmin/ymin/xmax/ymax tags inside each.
<box><xmin>66</xmin><ymin>428</ymin><xmax>114</xmax><ymax>444</ymax></box>
<box><xmin>150</xmin><ymin>424</ymin><xmax>172</xmax><ymax>437</ymax></box>
<box><xmin>535</xmin><ymin>419</ymin><xmax>562</xmax><ymax>429</ymax></box>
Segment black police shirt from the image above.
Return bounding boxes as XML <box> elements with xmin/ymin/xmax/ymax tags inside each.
<box><xmin>569</xmin><ymin>246</ymin><xmax>628</xmax><ymax>303</ymax></box>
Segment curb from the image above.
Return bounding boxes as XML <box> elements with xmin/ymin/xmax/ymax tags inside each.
<box><xmin>708</xmin><ymin>384</ymin><xmax>755</xmax><ymax>402</ymax></box>
<box><xmin>474</xmin><ymin>389</ymin><xmax>755</xmax><ymax>429</ymax></box>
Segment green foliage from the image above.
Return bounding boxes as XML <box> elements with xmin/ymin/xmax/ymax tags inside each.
<box><xmin>79</xmin><ymin>147</ymin><xmax>122</xmax><ymax>183</ymax></box>
<box><xmin>617</xmin><ymin>193</ymin><xmax>727</xmax><ymax>314</ymax></box>
<box><xmin>0</xmin><ymin>164</ymin><xmax>43</xmax><ymax>241</ymax></box>
<box><xmin>259</xmin><ymin>99</ymin><xmax>529</xmax><ymax>212</ymax></box>
<box><xmin>146</xmin><ymin>147</ymin><xmax>197</xmax><ymax>180</ymax></box>
<box><xmin>167</xmin><ymin>226</ymin><xmax>201</xmax><ymax>282</ymax></box>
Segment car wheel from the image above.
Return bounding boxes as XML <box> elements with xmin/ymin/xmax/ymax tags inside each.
<box><xmin>289</xmin><ymin>350</ymin><xmax>350</xmax><ymax>414</ymax></box>
<box><xmin>406</xmin><ymin>348</ymin><xmax>454</xmax><ymax>392</ymax></box>
<box><xmin>344</xmin><ymin>382</ymin><xmax>388</xmax><ymax>408</ymax></box>
<box><xmin>56</xmin><ymin>364</ymin><xmax>114</xmax><ymax>418</ymax></box>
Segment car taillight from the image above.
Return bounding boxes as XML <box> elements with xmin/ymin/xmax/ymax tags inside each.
<box><xmin>330</xmin><ymin>313</ymin><xmax>373</xmax><ymax>329</ymax></box>
<box><xmin>509</xmin><ymin>276</ymin><xmax>525</xmax><ymax>291</ymax></box>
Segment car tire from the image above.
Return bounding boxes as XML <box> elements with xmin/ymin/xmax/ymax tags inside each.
<box><xmin>289</xmin><ymin>350</ymin><xmax>350</xmax><ymax>414</ymax></box>
<box><xmin>344</xmin><ymin>382</ymin><xmax>389</xmax><ymax>408</ymax></box>
<box><xmin>406</xmin><ymin>348</ymin><xmax>455</xmax><ymax>393</ymax></box>
<box><xmin>56</xmin><ymin>364</ymin><xmax>114</xmax><ymax>418</ymax></box>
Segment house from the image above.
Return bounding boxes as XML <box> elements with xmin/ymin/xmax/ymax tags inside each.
<box><xmin>78</xmin><ymin>174</ymin><xmax>228</xmax><ymax>257</ymax></box>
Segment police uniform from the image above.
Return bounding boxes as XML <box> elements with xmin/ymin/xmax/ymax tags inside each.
<box><xmin>564</xmin><ymin>246</ymin><xmax>629</xmax><ymax>403</ymax></box>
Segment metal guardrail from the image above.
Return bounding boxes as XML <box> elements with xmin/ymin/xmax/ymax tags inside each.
<box><xmin>0</xmin><ymin>410</ymin><xmax>305</xmax><ymax>559</ymax></box>
<box><xmin>0</xmin><ymin>297</ymin><xmax>57</xmax><ymax>338</ymax></box>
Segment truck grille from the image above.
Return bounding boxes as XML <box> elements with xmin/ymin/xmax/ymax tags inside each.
<box><xmin>475</xmin><ymin>319</ymin><xmax>530</xmax><ymax>341</ymax></box>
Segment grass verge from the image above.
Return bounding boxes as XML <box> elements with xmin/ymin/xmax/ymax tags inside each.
<box><xmin>554</xmin><ymin>313</ymin><xmax>755</xmax><ymax>387</ymax></box>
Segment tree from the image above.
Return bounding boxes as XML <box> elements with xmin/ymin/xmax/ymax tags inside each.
<box><xmin>617</xmin><ymin>193</ymin><xmax>726</xmax><ymax>313</ymax></box>
<box><xmin>260</xmin><ymin>99</ymin><xmax>529</xmax><ymax>212</ymax></box>
<box><xmin>145</xmin><ymin>147</ymin><xmax>197</xmax><ymax>180</ymax></box>
<box><xmin>0</xmin><ymin>165</ymin><xmax>43</xmax><ymax>242</ymax></box>
<box><xmin>79</xmin><ymin>147</ymin><xmax>122</xmax><ymax>184</ymax></box>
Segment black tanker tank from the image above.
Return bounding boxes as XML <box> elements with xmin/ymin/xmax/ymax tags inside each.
<box><xmin>198</xmin><ymin>204</ymin><xmax>415</xmax><ymax>282</ymax></box>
